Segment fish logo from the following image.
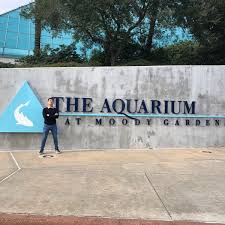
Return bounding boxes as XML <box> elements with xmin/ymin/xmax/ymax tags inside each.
<box><xmin>14</xmin><ymin>101</ymin><xmax>34</xmax><ymax>127</ymax></box>
<box><xmin>0</xmin><ymin>81</ymin><xmax>44</xmax><ymax>133</ymax></box>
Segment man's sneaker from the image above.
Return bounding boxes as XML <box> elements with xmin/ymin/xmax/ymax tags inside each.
<box><xmin>39</xmin><ymin>151</ymin><xmax>44</xmax><ymax>155</ymax></box>
<box><xmin>55</xmin><ymin>149</ymin><xmax>61</xmax><ymax>154</ymax></box>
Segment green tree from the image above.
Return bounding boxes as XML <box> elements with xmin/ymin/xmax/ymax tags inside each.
<box><xmin>21</xmin><ymin>0</ymin><xmax>62</xmax><ymax>57</ymax></box>
<box><xmin>174</xmin><ymin>0</ymin><xmax>225</xmax><ymax>64</ymax></box>
<box><xmin>129</xmin><ymin>0</ymin><xmax>177</xmax><ymax>56</ymax></box>
<box><xmin>145</xmin><ymin>0</ymin><xmax>161</xmax><ymax>51</ymax></box>
<box><xmin>56</xmin><ymin>0</ymin><xmax>153</xmax><ymax>66</ymax></box>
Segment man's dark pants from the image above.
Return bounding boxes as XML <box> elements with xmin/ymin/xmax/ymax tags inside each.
<box><xmin>40</xmin><ymin>124</ymin><xmax>59</xmax><ymax>152</ymax></box>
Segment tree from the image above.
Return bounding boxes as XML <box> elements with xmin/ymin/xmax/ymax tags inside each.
<box><xmin>173</xmin><ymin>0</ymin><xmax>225</xmax><ymax>64</ymax></box>
<box><xmin>21</xmin><ymin>0</ymin><xmax>62</xmax><ymax>57</ymax></box>
<box><xmin>145</xmin><ymin>0</ymin><xmax>160</xmax><ymax>51</ymax></box>
<box><xmin>56</xmin><ymin>0</ymin><xmax>153</xmax><ymax>66</ymax></box>
<box><xmin>142</xmin><ymin>0</ymin><xmax>179</xmax><ymax>52</ymax></box>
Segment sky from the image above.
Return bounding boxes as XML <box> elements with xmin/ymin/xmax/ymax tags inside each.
<box><xmin>0</xmin><ymin>0</ymin><xmax>32</xmax><ymax>15</ymax></box>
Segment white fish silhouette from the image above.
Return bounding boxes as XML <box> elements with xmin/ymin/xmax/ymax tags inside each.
<box><xmin>14</xmin><ymin>101</ymin><xmax>34</xmax><ymax>127</ymax></box>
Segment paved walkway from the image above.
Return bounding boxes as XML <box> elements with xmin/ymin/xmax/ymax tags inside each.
<box><xmin>0</xmin><ymin>148</ymin><xmax>225</xmax><ymax>224</ymax></box>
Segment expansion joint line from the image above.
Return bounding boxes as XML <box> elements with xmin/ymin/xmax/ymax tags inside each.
<box><xmin>0</xmin><ymin>152</ymin><xmax>21</xmax><ymax>185</ymax></box>
<box><xmin>144</xmin><ymin>171</ymin><xmax>174</xmax><ymax>223</ymax></box>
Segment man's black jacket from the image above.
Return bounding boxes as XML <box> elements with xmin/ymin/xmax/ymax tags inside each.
<box><xmin>42</xmin><ymin>107</ymin><xmax>59</xmax><ymax>125</ymax></box>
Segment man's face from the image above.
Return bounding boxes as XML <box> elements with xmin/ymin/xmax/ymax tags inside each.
<box><xmin>48</xmin><ymin>99</ymin><xmax>54</xmax><ymax>107</ymax></box>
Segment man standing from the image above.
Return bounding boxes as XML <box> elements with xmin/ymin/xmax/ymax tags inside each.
<box><xmin>39</xmin><ymin>98</ymin><xmax>61</xmax><ymax>155</ymax></box>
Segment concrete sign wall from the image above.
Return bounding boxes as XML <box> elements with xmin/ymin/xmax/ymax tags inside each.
<box><xmin>0</xmin><ymin>66</ymin><xmax>225</xmax><ymax>151</ymax></box>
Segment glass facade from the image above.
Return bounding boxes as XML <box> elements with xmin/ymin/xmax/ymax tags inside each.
<box><xmin>0</xmin><ymin>5</ymin><xmax>74</xmax><ymax>58</ymax></box>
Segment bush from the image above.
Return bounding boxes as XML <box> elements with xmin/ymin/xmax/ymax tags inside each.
<box><xmin>122</xmin><ymin>59</ymin><xmax>154</xmax><ymax>66</ymax></box>
<box><xmin>9</xmin><ymin>41</ymin><xmax>207</xmax><ymax>67</ymax></box>
<box><xmin>145</xmin><ymin>41</ymin><xmax>203</xmax><ymax>65</ymax></box>
<box><xmin>0</xmin><ymin>62</ymin><xmax>15</xmax><ymax>68</ymax></box>
<box><xmin>19</xmin><ymin>43</ymin><xmax>83</xmax><ymax>66</ymax></box>
<box><xmin>164</xmin><ymin>41</ymin><xmax>200</xmax><ymax>65</ymax></box>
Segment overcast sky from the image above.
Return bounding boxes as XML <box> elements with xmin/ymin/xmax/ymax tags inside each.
<box><xmin>0</xmin><ymin>0</ymin><xmax>33</xmax><ymax>14</ymax></box>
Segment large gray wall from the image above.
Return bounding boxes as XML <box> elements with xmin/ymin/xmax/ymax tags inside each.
<box><xmin>0</xmin><ymin>66</ymin><xmax>225</xmax><ymax>151</ymax></box>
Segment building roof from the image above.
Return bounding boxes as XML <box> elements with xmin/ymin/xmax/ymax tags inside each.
<box><xmin>0</xmin><ymin>3</ymin><xmax>31</xmax><ymax>17</ymax></box>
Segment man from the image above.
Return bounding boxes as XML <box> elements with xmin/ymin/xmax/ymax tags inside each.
<box><xmin>39</xmin><ymin>98</ymin><xmax>61</xmax><ymax>155</ymax></box>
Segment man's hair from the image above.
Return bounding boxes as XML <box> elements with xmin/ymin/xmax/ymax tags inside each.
<box><xmin>48</xmin><ymin>97</ymin><xmax>54</xmax><ymax>101</ymax></box>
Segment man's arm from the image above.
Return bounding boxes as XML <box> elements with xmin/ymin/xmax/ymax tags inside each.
<box><xmin>47</xmin><ymin>108</ymin><xmax>59</xmax><ymax>119</ymax></box>
<box><xmin>42</xmin><ymin>108</ymin><xmax>48</xmax><ymax>119</ymax></box>
<box><xmin>54</xmin><ymin>108</ymin><xmax>59</xmax><ymax>119</ymax></box>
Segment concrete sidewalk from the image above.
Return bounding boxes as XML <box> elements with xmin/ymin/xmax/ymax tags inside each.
<box><xmin>0</xmin><ymin>148</ymin><xmax>225</xmax><ymax>224</ymax></box>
